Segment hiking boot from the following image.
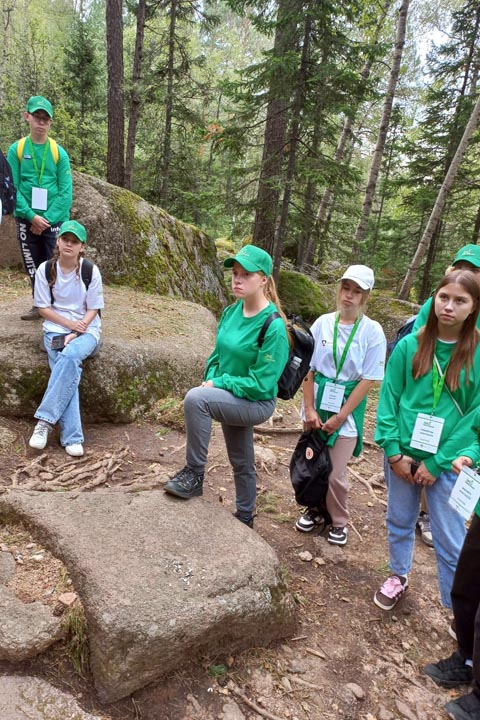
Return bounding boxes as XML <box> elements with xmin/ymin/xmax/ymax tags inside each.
<box><xmin>29</xmin><ymin>420</ymin><xmax>53</xmax><ymax>450</ymax></box>
<box><xmin>21</xmin><ymin>305</ymin><xmax>40</xmax><ymax>321</ymax></box>
<box><xmin>445</xmin><ymin>691</ymin><xmax>480</xmax><ymax>720</ymax></box>
<box><xmin>374</xmin><ymin>574</ymin><xmax>408</xmax><ymax>610</ymax></box>
<box><xmin>416</xmin><ymin>511</ymin><xmax>434</xmax><ymax>547</ymax></box>
<box><xmin>295</xmin><ymin>508</ymin><xmax>326</xmax><ymax>533</ymax></box>
<box><xmin>233</xmin><ymin>511</ymin><xmax>254</xmax><ymax>529</ymax></box>
<box><xmin>65</xmin><ymin>443</ymin><xmax>84</xmax><ymax>457</ymax></box>
<box><xmin>164</xmin><ymin>467</ymin><xmax>204</xmax><ymax>499</ymax></box>
<box><xmin>423</xmin><ymin>651</ymin><xmax>473</xmax><ymax>688</ymax></box>
<box><xmin>328</xmin><ymin>525</ymin><xmax>348</xmax><ymax>546</ymax></box>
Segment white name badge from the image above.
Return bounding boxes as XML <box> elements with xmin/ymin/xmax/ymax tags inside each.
<box><xmin>31</xmin><ymin>187</ymin><xmax>48</xmax><ymax>211</ymax></box>
<box><xmin>410</xmin><ymin>413</ymin><xmax>445</xmax><ymax>454</ymax></box>
<box><xmin>448</xmin><ymin>466</ymin><xmax>480</xmax><ymax>520</ymax></box>
<box><xmin>319</xmin><ymin>382</ymin><xmax>345</xmax><ymax>413</ymax></box>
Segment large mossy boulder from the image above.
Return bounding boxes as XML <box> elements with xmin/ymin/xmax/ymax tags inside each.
<box><xmin>0</xmin><ymin>171</ymin><xmax>229</xmax><ymax>316</ymax></box>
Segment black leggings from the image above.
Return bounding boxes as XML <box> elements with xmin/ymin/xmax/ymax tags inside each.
<box><xmin>16</xmin><ymin>218</ymin><xmax>60</xmax><ymax>293</ymax></box>
<box><xmin>451</xmin><ymin>513</ymin><xmax>480</xmax><ymax>696</ymax></box>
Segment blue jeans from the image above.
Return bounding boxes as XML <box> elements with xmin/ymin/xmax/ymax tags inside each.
<box><xmin>385</xmin><ymin>458</ymin><xmax>466</xmax><ymax>608</ymax></box>
<box><xmin>184</xmin><ymin>386</ymin><xmax>276</xmax><ymax>518</ymax></box>
<box><xmin>35</xmin><ymin>332</ymin><xmax>98</xmax><ymax>447</ymax></box>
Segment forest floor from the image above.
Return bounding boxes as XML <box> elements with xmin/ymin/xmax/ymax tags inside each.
<box><xmin>0</xmin><ymin>397</ymin><xmax>463</xmax><ymax>720</ymax></box>
<box><xmin>0</xmin><ymin>269</ymin><xmax>462</xmax><ymax>720</ymax></box>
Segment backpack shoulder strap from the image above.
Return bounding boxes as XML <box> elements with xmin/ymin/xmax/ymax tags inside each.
<box><xmin>45</xmin><ymin>259</ymin><xmax>55</xmax><ymax>305</ymax></box>
<box><xmin>258</xmin><ymin>311</ymin><xmax>281</xmax><ymax>347</ymax></box>
<box><xmin>17</xmin><ymin>137</ymin><xmax>59</xmax><ymax>164</ymax></box>
<box><xmin>48</xmin><ymin>138</ymin><xmax>59</xmax><ymax>164</ymax></box>
<box><xmin>17</xmin><ymin>137</ymin><xmax>27</xmax><ymax>162</ymax></box>
<box><xmin>81</xmin><ymin>258</ymin><xmax>93</xmax><ymax>290</ymax></box>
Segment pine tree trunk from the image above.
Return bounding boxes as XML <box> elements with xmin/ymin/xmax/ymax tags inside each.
<box><xmin>159</xmin><ymin>0</ymin><xmax>177</xmax><ymax>208</ymax></box>
<box><xmin>125</xmin><ymin>0</ymin><xmax>147</xmax><ymax>190</ymax></box>
<box><xmin>471</xmin><ymin>202</ymin><xmax>480</xmax><ymax>245</ymax></box>
<box><xmin>273</xmin><ymin>14</ymin><xmax>312</xmax><ymax>280</ymax></box>
<box><xmin>106</xmin><ymin>0</ymin><xmax>125</xmax><ymax>186</ymax></box>
<box><xmin>399</xmin><ymin>92</ymin><xmax>480</xmax><ymax>300</ymax></box>
<box><xmin>251</xmin><ymin>0</ymin><xmax>300</xmax><ymax>255</ymax></box>
<box><xmin>351</xmin><ymin>0</ymin><xmax>409</xmax><ymax>258</ymax></box>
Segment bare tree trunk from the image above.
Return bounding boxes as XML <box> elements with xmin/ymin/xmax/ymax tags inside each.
<box><xmin>399</xmin><ymin>92</ymin><xmax>480</xmax><ymax>300</ymax></box>
<box><xmin>351</xmin><ymin>0</ymin><xmax>409</xmax><ymax>258</ymax></box>
<box><xmin>159</xmin><ymin>0</ymin><xmax>177</xmax><ymax>208</ymax></box>
<box><xmin>251</xmin><ymin>0</ymin><xmax>300</xmax><ymax>255</ymax></box>
<box><xmin>125</xmin><ymin>0</ymin><xmax>147</xmax><ymax>190</ymax></box>
<box><xmin>471</xmin><ymin>201</ymin><xmax>480</xmax><ymax>245</ymax></box>
<box><xmin>273</xmin><ymin>14</ymin><xmax>312</xmax><ymax>280</ymax></box>
<box><xmin>106</xmin><ymin>0</ymin><xmax>125</xmax><ymax>186</ymax></box>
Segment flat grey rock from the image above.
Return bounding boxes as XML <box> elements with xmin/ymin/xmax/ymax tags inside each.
<box><xmin>0</xmin><ymin>586</ymin><xmax>64</xmax><ymax>661</ymax></box>
<box><xmin>0</xmin><ymin>490</ymin><xmax>296</xmax><ymax>702</ymax></box>
<box><xmin>0</xmin><ymin>674</ymin><xmax>101</xmax><ymax>719</ymax></box>
<box><xmin>0</xmin><ymin>551</ymin><xmax>16</xmax><ymax>584</ymax></box>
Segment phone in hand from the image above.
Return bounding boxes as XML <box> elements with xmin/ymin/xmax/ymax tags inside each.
<box><xmin>51</xmin><ymin>334</ymin><xmax>66</xmax><ymax>351</ymax></box>
<box><xmin>410</xmin><ymin>462</ymin><xmax>419</xmax><ymax>476</ymax></box>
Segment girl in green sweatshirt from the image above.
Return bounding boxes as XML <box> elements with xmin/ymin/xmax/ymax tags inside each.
<box><xmin>374</xmin><ymin>270</ymin><xmax>480</xmax><ymax>613</ymax></box>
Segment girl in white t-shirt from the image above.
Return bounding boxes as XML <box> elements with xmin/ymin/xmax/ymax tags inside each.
<box><xmin>28</xmin><ymin>220</ymin><xmax>104</xmax><ymax>457</ymax></box>
<box><xmin>296</xmin><ymin>265</ymin><xmax>386</xmax><ymax>545</ymax></box>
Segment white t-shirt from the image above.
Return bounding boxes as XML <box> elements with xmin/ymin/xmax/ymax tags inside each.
<box><xmin>34</xmin><ymin>258</ymin><xmax>104</xmax><ymax>342</ymax></box>
<box><xmin>304</xmin><ymin>312</ymin><xmax>386</xmax><ymax>436</ymax></box>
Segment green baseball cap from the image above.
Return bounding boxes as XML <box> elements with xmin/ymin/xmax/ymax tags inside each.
<box><xmin>224</xmin><ymin>245</ymin><xmax>273</xmax><ymax>277</ymax></box>
<box><xmin>58</xmin><ymin>220</ymin><xmax>87</xmax><ymax>244</ymax></box>
<box><xmin>452</xmin><ymin>244</ymin><xmax>480</xmax><ymax>269</ymax></box>
<box><xmin>26</xmin><ymin>96</ymin><xmax>53</xmax><ymax>118</ymax></box>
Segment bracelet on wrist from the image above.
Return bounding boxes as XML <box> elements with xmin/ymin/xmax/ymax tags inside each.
<box><xmin>389</xmin><ymin>454</ymin><xmax>404</xmax><ymax>465</ymax></box>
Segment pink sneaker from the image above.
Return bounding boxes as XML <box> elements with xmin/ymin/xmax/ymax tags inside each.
<box><xmin>374</xmin><ymin>574</ymin><xmax>408</xmax><ymax>610</ymax></box>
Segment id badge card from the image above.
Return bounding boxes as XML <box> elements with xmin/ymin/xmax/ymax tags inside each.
<box><xmin>319</xmin><ymin>382</ymin><xmax>345</xmax><ymax>413</ymax></box>
<box><xmin>448</xmin><ymin>466</ymin><xmax>480</xmax><ymax>520</ymax></box>
<box><xmin>31</xmin><ymin>187</ymin><xmax>48</xmax><ymax>211</ymax></box>
<box><xmin>410</xmin><ymin>413</ymin><xmax>445</xmax><ymax>454</ymax></box>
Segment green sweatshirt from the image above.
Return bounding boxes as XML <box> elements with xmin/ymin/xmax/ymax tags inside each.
<box><xmin>375</xmin><ymin>332</ymin><xmax>480</xmax><ymax>477</ymax></box>
<box><xmin>205</xmin><ymin>301</ymin><xmax>289</xmax><ymax>401</ymax></box>
<box><xmin>7</xmin><ymin>137</ymin><xmax>72</xmax><ymax>224</ymax></box>
<box><xmin>413</xmin><ymin>296</ymin><xmax>480</xmax><ymax>333</ymax></box>
<box><xmin>456</xmin><ymin>409</ymin><xmax>480</xmax><ymax>517</ymax></box>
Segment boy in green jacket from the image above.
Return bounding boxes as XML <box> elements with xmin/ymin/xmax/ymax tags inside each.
<box><xmin>7</xmin><ymin>96</ymin><xmax>72</xmax><ymax>320</ymax></box>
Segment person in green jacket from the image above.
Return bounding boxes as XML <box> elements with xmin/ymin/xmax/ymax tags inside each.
<box><xmin>374</xmin><ymin>269</ymin><xmax>480</xmax><ymax>612</ymax></box>
<box><xmin>412</xmin><ymin>244</ymin><xmax>480</xmax><ymax>548</ymax></box>
<box><xmin>7</xmin><ymin>96</ymin><xmax>72</xmax><ymax>320</ymax></box>
<box><xmin>422</xmin><ymin>426</ymin><xmax>480</xmax><ymax>720</ymax></box>
<box><xmin>164</xmin><ymin>245</ymin><xmax>289</xmax><ymax>528</ymax></box>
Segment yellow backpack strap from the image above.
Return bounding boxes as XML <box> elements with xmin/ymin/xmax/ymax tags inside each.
<box><xmin>17</xmin><ymin>137</ymin><xmax>26</xmax><ymax>161</ymax></box>
<box><xmin>16</xmin><ymin>137</ymin><xmax>59</xmax><ymax>164</ymax></box>
<box><xmin>48</xmin><ymin>138</ymin><xmax>59</xmax><ymax>164</ymax></box>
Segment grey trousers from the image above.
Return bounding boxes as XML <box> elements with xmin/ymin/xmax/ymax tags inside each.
<box><xmin>184</xmin><ymin>386</ymin><xmax>276</xmax><ymax>518</ymax></box>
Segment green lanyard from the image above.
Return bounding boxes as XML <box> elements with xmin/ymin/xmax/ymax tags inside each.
<box><xmin>27</xmin><ymin>136</ymin><xmax>49</xmax><ymax>186</ymax></box>
<box><xmin>432</xmin><ymin>354</ymin><xmax>450</xmax><ymax>413</ymax></box>
<box><xmin>332</xmin><ymin>313</ymin><xmax>362</xmax><ymax>380</ymax></box>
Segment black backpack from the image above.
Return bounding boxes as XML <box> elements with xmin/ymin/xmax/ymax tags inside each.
<box><xmin>258</xmin><ymin>313</ymin><xmax>314</xmax><ymax>400</ymax></box>
<box><xmin>386</xmin><ymin>315</ymin><xmax>417</xmax><ymax>360</ymax></box>
<box><xmin>45</xmin><ymin>258</ymin><xmax>101</xmax><ymax>317</ymax></box>
<box><xmin>0</xmin><ymin>149</ymin><xmax>16</xmax><ymax>216</ymax></box>
<box><xmin>290</xmin><ymin>431</ymin><xmax>332</xmax><ymax>507</ymax></box>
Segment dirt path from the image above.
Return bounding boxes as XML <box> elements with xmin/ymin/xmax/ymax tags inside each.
<box><xmin>0</xmin><ymin>399</ymin><xmax>459</xmax><ymax>720</ymax></box>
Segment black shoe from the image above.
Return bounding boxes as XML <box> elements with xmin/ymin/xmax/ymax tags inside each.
<box><xmin>233</xmin><ymin>511</ymin><xmax>254</xmax><ymax>528</ymax></box>
<box><xmin>164</xmin><ymin>467</ymin><xmax>204</xmax><ymax>499</ymax></box>
<box><xmin>423</xmin><ymin>651</ymin><xmax>473</xmax><ymax>688</ymax></box>
<box><xmin>21</xmin><ymin>305</ymin><xmax>40</xmax><ymax>320</ymax></box>
<box><xmin>445</xmin><ymin>691</ymin><xmax>480</xmax><ymax>720</ymax></box>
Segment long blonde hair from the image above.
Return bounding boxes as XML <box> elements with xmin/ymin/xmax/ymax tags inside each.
<box><xmin>48</xmin><ymin>243</ymin><xmax>85</xmax><ymax>289</ymax></box>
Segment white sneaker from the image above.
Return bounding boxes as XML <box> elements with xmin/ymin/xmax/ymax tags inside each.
<box><xmin>29</xmin><ymin>421</ymin><xmax>53</xmax><ymax>450</ymax></box>
<box><xmin>65</xmin><ymin>444</ymin><xmax>84</xmax><ymax>457</ymax></box>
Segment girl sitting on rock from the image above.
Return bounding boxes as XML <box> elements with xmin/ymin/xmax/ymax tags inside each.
<box><xmin>28</xmin><ymin>220</ymin><xmax>103</xmax><ymax>457</ymax></box>
<box><xmin>164</xmin><ymin>245</ymin><xmax>289</xmax><ymax>528</ymax></box>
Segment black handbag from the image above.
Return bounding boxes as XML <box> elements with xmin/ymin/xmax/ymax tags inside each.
<box><xmin>290</xmin><ymin>431</ymin><xmax>332</xmax><ymax>507</ymax></box>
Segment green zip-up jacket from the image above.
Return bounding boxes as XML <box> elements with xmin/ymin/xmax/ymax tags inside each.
<box><xmin>7</xmin><ymin>137</ymin><xmax>72</xmax><ymax>224</ymax></box>
<box><xmin>375</xmin><ymin>332</ymin><xmax>480</xmax><ymax>478</ymax></box>
<box><xmin>205</xmin><ymin>301</ymin><xmax>289</xmax><ymax>401</ymax></box>
<box><xmin>455</xmin><ymin>408</ymin><xmax>480</xmax><ymax>517</ymax></box>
